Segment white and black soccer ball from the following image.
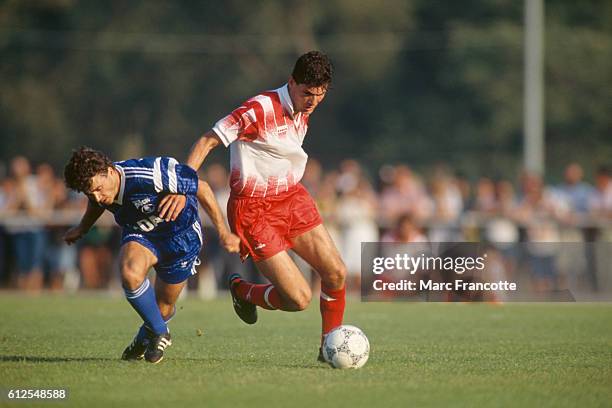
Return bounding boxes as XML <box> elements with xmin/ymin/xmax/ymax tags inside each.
<box><xmin>322</xmin><ymin>325</ymin><xmax>370</xmax><ymax>369</ymax></box>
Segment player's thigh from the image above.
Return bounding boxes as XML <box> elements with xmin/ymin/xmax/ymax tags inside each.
<box><xmin>290</xmin><ymin>224</ymin><xmax>346</xmax><ymax>288</ymax></box>
<box><xmin>119</xmin><ymin>241</ymin><xmax>158</xmax><ymax>287</ymax></box>
<box><xmin>256</xmin><ymin>251</ymin><xmax>312</xmax><ymax>306</ymax></box>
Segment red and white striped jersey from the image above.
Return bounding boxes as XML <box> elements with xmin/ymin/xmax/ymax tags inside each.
<box><xmin>212</xmin><ymin>84</ymin><xmax>310</xmax><ymax>198</ymax></box>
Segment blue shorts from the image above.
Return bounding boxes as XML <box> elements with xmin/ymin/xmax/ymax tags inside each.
<box><xmin>121</xmin><ymin>221</ymin><xmax>204</xmax><ymax>284</ymax></box>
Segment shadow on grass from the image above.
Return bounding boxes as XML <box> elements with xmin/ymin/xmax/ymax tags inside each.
<box><xmin>173</xmin><ymin>356</ymin><xmax>329</xmax><ymax>369</ymax></box>
<box><xmin>2</xmin><ymin>355</ymin><xmax>329</xmax><ymax>368</ymax></box>
<box><xmin>0</xmin><ymin>355</ymin><xmax>114</xmax><ymax>363</ymax></box>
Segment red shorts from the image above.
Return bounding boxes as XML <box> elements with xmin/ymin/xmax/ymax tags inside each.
<box><xmin>228</xmin><ymin>183</ymin><xmax>322</xmax><ymax>262</ymax></box>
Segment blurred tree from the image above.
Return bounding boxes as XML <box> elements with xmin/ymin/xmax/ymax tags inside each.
<box><xmin>0</xmin><ymin>0</ymin><xmax>610</xmax><ymax>183</ymax></box>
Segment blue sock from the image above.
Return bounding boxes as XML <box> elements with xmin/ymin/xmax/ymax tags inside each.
<box><xmin>124</xmin><ymin>279</ymin><xmax>167</xmax><ymax>335</ymax></box>
<box><xmin>135</xmin><ymin>307</ymin><xmax>176</xmax><ymax>342</ymax></box>
<box><xmin>135</xmin><ymin>325</ymin><xmax>153</xmax><ymax>343</ymax></box>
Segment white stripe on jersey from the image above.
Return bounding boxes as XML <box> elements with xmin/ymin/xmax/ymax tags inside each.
<box><xmin>237</xmin><ymin>179</ymin><xmax>248</xmax><ymax>195</ymax></box>
<box><xmin>123</xmin><ymin>167</ymin><xmax>153</xmax><ymax>173</ymax></box>
<box><xmin>262</xmin><ymin>179</ymin><xmax>268</xmax><ymax>197</ymax></box>
<box><xmin>123</xmin><ymin>171</ymin><xmax>153</xmax><ymax>175</ymax></box>
<box><xmin>251</xmin><ymin>95</ymin><xmax>277</xmax><ymax>134</ymax></box>
<box><xmin>124</xmin><ymin>170</ymin><xmax>153</xmax><ymax>175</ymax></box>
<box><xmin>123</xmin><ymin>168</ymin><xmax>153</xmax><ymax>175</ymax></box>
<box><xmin>124</xmin><ymin>174</ymin><xmax>154</xmax><ymax>180</ymax></box>
<box><xmin>153</xmin><ymin>158</ymin><xmax>162</xmax><ymax>192</ymax></box>
<box><xmin>168</xmin><ymin>158</ymin><xmax>178</xmax><ymax>193</ymax></box>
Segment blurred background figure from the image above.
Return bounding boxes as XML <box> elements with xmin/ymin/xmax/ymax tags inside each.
<box><xmin>495</xmin><ymin>179</ymin><xmax>518</xmax><ymax>217</ymax></box>
<box><xmin>77</xmin><ymin>226</ymin><xmax>115</xmax><ymax>290</ymax></box>
<box><xmin>513</xmin><ymin>172</ymin><xmax>567</xmax><ymax>293</ymax></box>
<box><xmin>560</xmin><ymin>163</ymin><xmax>596</xmax><ymax>219</ymax></box>
<box><xmin>378</xmin><ymin>213</ymin><xmax>429</xmax><ymax>300</ymax></box>
<box><xmin>37</xmin><ymin>163</ymin><xmax>76</xmax><ymax>291</ymax></box>
<box><xmin>428</xmin><ymin>167</ymin><xmax>464</xmax><ymax>242</ymax></box>
<box><xmin>473</xmin><ymin>177</ymin><xmax>497</xmax><ymax>214</ymax></box>
<box><xmin>4</xmin><ymin>156</ymin><xmax>47</xmax><ymax>292</ymax></box>
<box><xmin>590</xmin><ymin>165</ymin><xmax>612</xmax><ymax>219</ymax></box>
<box><xmin>335</xmin><ymin>161</ymin><xmax>379</xmax><ymax>292</ymax></box>
<box><xmin>302</xmin><ymin>159</ymin><xmax>323</xmax><ymax>198</ymax></box>
<box><xmin>378</xmin><ymin>165</ymin><xmax>432</xmax><ymax>228</ymax></box>
<box><xmin>429</xmin><ymin>167</ymin><xmax>464</xmax><ymax>224</ymax></box>
<box><xmin>382</xmin><ymin>213</ymin><xmax>427</xmax><ymax>244</ymax></box>
<box><xmin>196</xmin><ymin>163</ymin><xmax>247</xmax><ymax>298</ymax></box>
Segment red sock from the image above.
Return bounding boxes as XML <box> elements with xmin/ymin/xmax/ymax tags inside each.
<box><xmin>320</xmin><ymin>285</ymin><xmax>346</xmax><ymax>339</ymax></box>
<box><xmin>235</xmin><ymin>281</ymin><xmax>282</xmax><ymax>310</ymax></box>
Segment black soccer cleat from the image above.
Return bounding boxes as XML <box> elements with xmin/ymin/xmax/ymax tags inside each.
<box><xmin>144</xmin><ymin>332</ymin><xmax>172</xmax><ymax>364</ymax></box>
<box><xmin>228</xmin><ymin>273</ymin><xmax>257</xmax><ymax>325</ymax></box>
<box><xmin>121</xmin><ymin>336</ymin><xmax>149</xmax><ymax>361</ymax></box>
<box><xmin>317</xmin><ymin>347</ymin><xmax>327</xmax><ymax>363</ymax></box>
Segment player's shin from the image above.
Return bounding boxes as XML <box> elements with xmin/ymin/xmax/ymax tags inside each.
<box><xmin>236</xmin><ymin>282</ymin><xmax>282</xmax><ymax>310</ymax></box>
<box><xmin>123</xmin><ymin>278</ymin><xmax>168</xmax><ymax>335</ymax></box>
<box><xmin>319</xmin><ymin>285</ymin><xmax>346</xmax><ymax>341</ymax></box>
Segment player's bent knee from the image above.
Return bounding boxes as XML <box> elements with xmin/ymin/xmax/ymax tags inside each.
<box><xmin>285</xmin><ymin>287</ymin><xmax>312</xmax><ymax>311</ymax></box>
<box><xmin>120</xmin><ymin>261</ymin><xmax>146</xmax><ymax>290</ymax></box>
<box><xmin>294</xmin><ymin>293</ymin><xmax>312</xmax><ymax>311</ymax></box>
<box><xmin>322</xmin><ymin>262</ymin><xmax>347</xmax><ymax>289</ymax></box>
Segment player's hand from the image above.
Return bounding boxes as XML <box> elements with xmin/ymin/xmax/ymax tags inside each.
<box><xmin>220</xmin><ymin>231</ymin><xmax>241</xmax><ymax>253</ymax></box>
<box><xmin>158</xmin><ymin>194</ymin><xmax>186</xmax><ymax>222</ymax></box>
<box><xmin>64</xmin><ymin>226</ymin><xmax>85</xmax><ymax>245</ymax></box>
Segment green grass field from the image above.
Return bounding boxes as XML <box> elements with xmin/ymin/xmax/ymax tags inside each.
<box><xmin>1</xmin><ymin>294</ymin><xmax>611</xmax><ymax>408</ymax></box>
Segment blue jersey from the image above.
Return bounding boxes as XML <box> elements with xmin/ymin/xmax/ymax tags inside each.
<box><xmin>100</xmin><ymin>157</ymin><xmax>200</xmax><ymax>239</ymax></box>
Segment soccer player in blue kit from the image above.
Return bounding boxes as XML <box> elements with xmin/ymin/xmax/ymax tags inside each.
<box><xmin>63</xmin><ymin>147</ymin><xmax>240</xmax><ymax>364</ymax></box>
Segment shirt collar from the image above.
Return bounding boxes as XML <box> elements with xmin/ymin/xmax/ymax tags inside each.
<box><xmin>114</xmin><ymin>164</ymin><xmax>125</xmax><ymax>205</ymax></box>
<box><xmin>278</xmin><ymin>83</ymin><xmax>296</xmax><ymax>118</ymax></box>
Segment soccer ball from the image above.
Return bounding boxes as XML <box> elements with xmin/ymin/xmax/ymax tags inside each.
<box><xmin>322</xmin><ymin>325</ymin><xmax>370</xmax><ymax>369</ymax></box>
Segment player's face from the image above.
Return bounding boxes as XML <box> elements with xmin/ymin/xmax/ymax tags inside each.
<box><xmin>288</xmin><ymin>77</ymin><xmax>328</xmax><ymax>115</ymax></box>
<box><xmin>86</xmin><ymin>167</ymin><xmax>118</xmax><ymax>205</ymax></box>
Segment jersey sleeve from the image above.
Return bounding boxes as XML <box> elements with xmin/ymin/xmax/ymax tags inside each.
<box><xmin>153</xmin><ymin>157</ymin><xmax>198</xmax><ymax>195</ymax></box>
<box><xmin>212</xmin><ymin>100</ymin><xmax>260</xmax><ymax>146</ymax></box>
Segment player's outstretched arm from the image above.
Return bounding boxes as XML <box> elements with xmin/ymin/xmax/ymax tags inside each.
<box><xmin>196</xmin><ymin>179</ymin><xmax>240</xmax><ymax>253</ymax></box>
<box><xmin>64</xmin><ymin>200</ymin><xmax>105</xmax><ymax>245</ymax></box>
<box><xmin>186</xmin><ymin>130</ymin><xmax>221</xmax><ymax>171</ymax></box>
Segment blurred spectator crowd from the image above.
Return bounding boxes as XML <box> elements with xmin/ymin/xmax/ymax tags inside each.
<box><xmin>0</xmin><ymin>155</ymin><xmax>610</xmax><ymax>295</ymax></box>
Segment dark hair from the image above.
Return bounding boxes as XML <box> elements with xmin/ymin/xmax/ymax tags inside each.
<box><xmin>397</xmin><ymin>212</ymin><xmax>416</xmax><ymax>228</ymax></box>
<box><xmin>291</xmin><ymin>51</ymin><xmax>333</xmax><ymax>87</ymax></box>
<box><xmin>64</xmin><ymin>146</ymin><xmax>114</xmax><ymax>193</ymax></box>
<box><xmin>596</xmin><ymin>165</ymin><xmax>610</xmax><ymax>177</ymax></box>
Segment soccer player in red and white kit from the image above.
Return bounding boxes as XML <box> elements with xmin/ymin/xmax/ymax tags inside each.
<box><xmin>160</xmin><ymin>51</ymin><xmax>346</xmax><ymax>361</ymax></box>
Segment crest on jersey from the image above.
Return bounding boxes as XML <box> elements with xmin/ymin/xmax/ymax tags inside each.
<box><xmin>276</xmin><ymin>124</ymin><xmax>288</xmax><ymax>138</ymax></box>
<box><xmin>133</xmin><ymin>197</ymin><xmax>155</xmax><ymax>214</ymax></box>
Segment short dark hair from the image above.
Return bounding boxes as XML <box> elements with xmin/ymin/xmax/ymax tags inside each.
<box><xmin>64</xmin><ymin>146</ymin><xmax>114</xmax><ymax>193</ymax></box>
<box><xmin>291</xmin><ymin>51</ymin><xmax>333</xmax><ymax>88</ymax></box>
<box><xmin>596</xmin><ymin>165</ymin><xmax>610</xmax><ymax>177</ymax></box>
